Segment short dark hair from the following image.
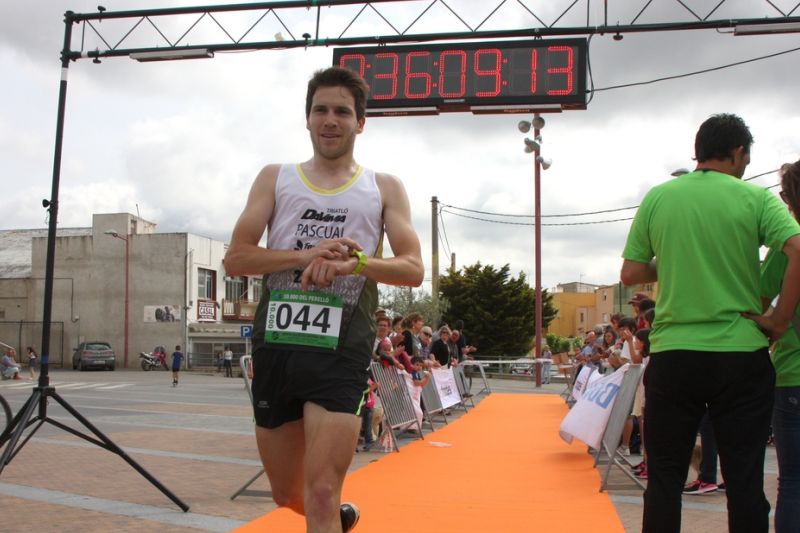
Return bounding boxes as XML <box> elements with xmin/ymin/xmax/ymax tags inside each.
<box><xmin>634</xmin><ymin>329</ymin><xmax>650</xmax><ymax>357</ymax></box>
<box><xmin>618</xmin><ymin>317</ymin><xmax>637</xmax><ymax>332</ymax></box>
<box><xmin>638</xmin><ymin>298</ymin><xmax>655</xmax><ymax>313</ymax></box>
<box><xmin>306</xmin><ymin>66</ymin><xmax>370</xmax><ymax>120</ymax></box>
<box><xmin>644</xmin><ymin>308</ymin><xmax>655</xmax><ymax>327</ymax></box>
<box><xmin>694</xmin><ymin>113</ymin><xmax>753</xmax><ymax>163</ymax></box>
<box><xmin>411</xmin><ymin>356</ymin><xmax>424</xmax><ymax>365</ymax></box>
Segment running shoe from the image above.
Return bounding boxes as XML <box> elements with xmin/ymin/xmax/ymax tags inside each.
<box><xmin>717</xmin><ymin>482</ymin><xmax>726</xmax><ymax>492</ymax></box>
<box><xmin>340</xmin><ymin>502</ymin><xmax>360</xmax><ymax>532</ymax></box>
<box><xmin>683</xmin><ymin>479</ymin><xmax>718</xmax><ymax>494</ymax></box>
<box><xmin>634</xmin><ymin>465</ymin><xmax>648</xmax><ymax>479</ymax></box>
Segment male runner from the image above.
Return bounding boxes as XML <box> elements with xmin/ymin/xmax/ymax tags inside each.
<box><xmin>224</xmin><ymin>66</ymin><xmax>423</xmax><ymax>533</ymax></box>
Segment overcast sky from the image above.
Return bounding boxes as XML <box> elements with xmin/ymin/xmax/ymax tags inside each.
<box><xmin>1</xmin><ymin>0</ymin><xmax>798</xmax><ymax>293</ymax></box>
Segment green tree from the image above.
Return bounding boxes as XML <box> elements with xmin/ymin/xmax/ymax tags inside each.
<box><xmin>439</xmin><ymin>263</ymin><xmax>556</xmax><ymax>357</ymax></box>
<box><xmin>378</xmin><ymin>285</ymin><xmax>444</xmax><ymax>326</ymax></box>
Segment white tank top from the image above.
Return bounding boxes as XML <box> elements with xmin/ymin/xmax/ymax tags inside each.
<box><xmin>267</xmin><ymin>164</ymin><xmax>383</xmax><ymax>255</ymax></box>
<box><xmin>257</xmin><ymin>163</ymin><xmax>384</xmax><ymax>356</ymax></box>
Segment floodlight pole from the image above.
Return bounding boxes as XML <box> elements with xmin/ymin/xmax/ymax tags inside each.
<box><xmin>0</xmin><ymin>11</ymin><xmax>188</xmax><ymax>513</ymax></box>
<box><xmin>533</xmin><ymin>114</ymin><xmax>543</xmax><ymax>388</ymax></box>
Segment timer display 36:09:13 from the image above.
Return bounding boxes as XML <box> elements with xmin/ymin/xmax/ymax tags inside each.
<box><xmin>337</xmin><ymin>45</ymin><xmax>577</xmax><ymax>101</ymax></box>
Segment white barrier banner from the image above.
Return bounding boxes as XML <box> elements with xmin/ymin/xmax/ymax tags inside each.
<box><xmin>559</xmin><ymin>365</ymin><xmax>628</xmax><ymax>450</ymax></box>
<box><xmin>401</xmin><ymin>371</ymin><xmax>424</xmax><ymax>427</ymax></box>
<box><xmin>432</xmin><ymin>368</ymin><xmax>461</xmax><ymax>409</ymax></box>
<box><xmin>571</xmin><ymin>365</ymin><xmax>593</xmax><ymax>401</ymax></box>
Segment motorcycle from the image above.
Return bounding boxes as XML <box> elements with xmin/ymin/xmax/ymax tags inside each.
<box><xmin>139</xmin><ymin>348</ymin><xmax>168</xmax><ymax>371</ymax></box>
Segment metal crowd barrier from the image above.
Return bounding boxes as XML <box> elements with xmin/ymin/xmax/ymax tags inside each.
<box><xmin>369</xmin><ymin>362</ymin><xmax>423</xmax><ymax>452</ymax></box>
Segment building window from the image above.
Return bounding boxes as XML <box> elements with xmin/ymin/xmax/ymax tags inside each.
<box><xmin>225</xmin><ymin>276</ymin><xmax>246</xmax><ymax>301</ymax></box>
<box><xmin>198</xmin><ymin>268</ymin><xmax>216</xmax><ymax>300</ymax></box>
<box><xmin>579</xmin><ymin>311</ymin><xmax>585</xmax><ymax>323</ymax></box>
<box><xmin>252</xmin><ymin>278</ymin><xmax>262</xmax><ymax>302</ymax></box>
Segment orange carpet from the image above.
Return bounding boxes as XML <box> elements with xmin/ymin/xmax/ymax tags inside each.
<box><xmin>233</xmin><ymin>394</ymin><xmax>625</xmax><ymax>532</ymax></box>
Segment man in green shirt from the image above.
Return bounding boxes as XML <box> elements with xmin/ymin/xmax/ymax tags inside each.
<box><xmin>621</xmin><ymin>113</ymin><xmax>800</xmax><ymax>533</ymax></box>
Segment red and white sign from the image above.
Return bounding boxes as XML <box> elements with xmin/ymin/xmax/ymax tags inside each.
<box><xmin>197</xmin><ymin>300</ymin><xmax>217</xmax><ymax>322</ymax></box>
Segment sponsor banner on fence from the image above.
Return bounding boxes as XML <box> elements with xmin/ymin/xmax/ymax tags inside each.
<box><xmin>559</xmin><ymin>365</ymin><xmax>629</xmax><ymax>450</ymax></box>
<box><xmin>432</xmin><ymin>368</ymin><xmax>462</xmax><ymax>409</ymax></box>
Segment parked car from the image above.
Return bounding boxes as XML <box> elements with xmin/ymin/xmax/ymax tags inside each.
<box><xmin>72</xmin><ymin>341</ymin><xmax>116</xmax><ymax>371</ymax></box>
<box><xmin>510</xmin><ymin>357</ymin><xmax>534</xmax><ymax>376</ymax></box>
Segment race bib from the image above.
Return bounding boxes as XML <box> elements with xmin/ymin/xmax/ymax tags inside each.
<box><xmin>264</xmin><ymin>290</ymin><xmax>343</xmax><ymax>350</ymax></box>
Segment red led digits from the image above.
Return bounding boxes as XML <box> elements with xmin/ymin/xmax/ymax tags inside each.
<box><xmin>546</xmin><ymin>46</ymin><xmax>574</xmax><ymax>96</ymax></box>
<box><xmin>373</xmin><ymin>52</ymin><xmax>398</xmax><ymax>100</ymax></box>
<box><xmin>405</xmin><ymin>51</ymin><xmax>432</xmax><ymax>98</ymax></box>
<box><xmin>474</xmin><ymin>48</ymin><xmax>502</xmax><ymax>97</ymax></box>
<box><xmin>338</xmin><ymin>54</ymin><xmax>366</xmax><ymax>77</ymax></box>
<box><xmin>438</xmin><ymin>50</ymin><xmax>466</xmax><ymax>98</ymax></box>
<box><xmin>530</xmin><ymin>49</ymin><xmax>538</xmax><ymax>94</ymax></box>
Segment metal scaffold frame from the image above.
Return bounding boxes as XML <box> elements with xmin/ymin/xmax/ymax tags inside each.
<box><xmin>62</xmin><ymin>0</ymin><xmax>800</xmax><ymax>61</ymax></box>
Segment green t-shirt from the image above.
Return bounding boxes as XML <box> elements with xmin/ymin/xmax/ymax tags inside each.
<box><xmin>622</xmin><ymin>170</ymin><xmax>800</xmax><ymax>353</ymax></box>
<box><xmin>760</xmin><ymin>248</ymin><xmax>800</xmax><ymax>387</ymax></box>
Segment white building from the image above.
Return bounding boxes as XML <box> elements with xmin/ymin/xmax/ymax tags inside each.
<box><xmin>0</xmin><ymin>213</ymin><xmax>259</xmax><ymax>369</ymax></box>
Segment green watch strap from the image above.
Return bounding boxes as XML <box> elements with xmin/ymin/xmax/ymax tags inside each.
<box><xmin>351</xmin><ymin>249</ymin><xmax>368</xmax><ymax>275</ymax></box>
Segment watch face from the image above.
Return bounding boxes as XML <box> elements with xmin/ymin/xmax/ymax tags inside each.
<box><xmin>334</xmin><ymin>38</ymin><xmax>587</xmax><ymax>114</ymax></box>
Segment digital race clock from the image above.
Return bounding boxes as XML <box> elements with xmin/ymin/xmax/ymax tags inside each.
<box><xmin>332</xmin><ymin>38</ymin><xmax>587</xmax><ymax>116</ymax></box>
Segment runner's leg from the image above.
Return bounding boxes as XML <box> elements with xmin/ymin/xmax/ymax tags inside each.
<box><xmin>256</xmin><ymin>421</ymin><xmax>306</xmax><ymax>514</ymax></box>
<box><xmin>302</xmin><ymin>401</ymin><xmax>361</xmax><ymax>532</ymax></box>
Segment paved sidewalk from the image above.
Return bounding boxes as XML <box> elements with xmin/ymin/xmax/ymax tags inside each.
<box><xmin>0</xmin><ymin>370</ymin><xmax>778</xmax><ymax>532</ymax></box>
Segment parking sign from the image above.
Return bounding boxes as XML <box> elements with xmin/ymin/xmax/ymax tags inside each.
<box><xmin>240</xmin><ymin>325</ymin><xmax>253</xmax><ymax>338</ymax></box>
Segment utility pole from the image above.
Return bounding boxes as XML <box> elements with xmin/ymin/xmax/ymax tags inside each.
<box><xmin>451</xmin><ymin>253</ymin><xmax>456</xmax><ymax>272</ymax></box>
<box><xmin>431</xmin><ymin>196</ymin><xmax>439</xmax><ymax>322</ymax></box>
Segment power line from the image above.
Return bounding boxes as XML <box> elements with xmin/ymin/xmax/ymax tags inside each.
<box><xmin>439</xmin><ymin>169</ymin><xmax>780</xmax><ymax>221</ymax></box>
<box><xmin>589</xmin><ymin>45</ymin><xmax>800</xmax><ymax>93</ymax></box>
<box><xmin>440</xmin><ymin>203</ymin><xmax>638</xmax><ymax>218</ymax></box>
<box><xmin>440</xmin><ymin>209</ymin><xmax>634</xmax><ymax>226</ymax></box>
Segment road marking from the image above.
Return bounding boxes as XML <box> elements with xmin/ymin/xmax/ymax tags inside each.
<box><xmin>0</xmin><ymin>482</ymin><xmax>246</xmax><ymax>532</ymax></box>
<box><xmin>96</xmin><ymin>383</ymin><xmax>133</xmax><ymax>390</ymax></box>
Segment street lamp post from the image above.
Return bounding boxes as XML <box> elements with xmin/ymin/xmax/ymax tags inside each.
<box><xmin>519</xmin><ymin>114</ymin><xmax>552</xmax><ymax>388</ymax></box>
<box><xmin>105</xmin><ymin>230</ymin><xmax>129</xmax><ymax>369</ymax></box>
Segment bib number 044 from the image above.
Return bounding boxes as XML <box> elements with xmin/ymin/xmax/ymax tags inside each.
<box><xmin>265</xmin><ymin>290</ymin><xmax>343</xmax><ymax>350</ymax></box>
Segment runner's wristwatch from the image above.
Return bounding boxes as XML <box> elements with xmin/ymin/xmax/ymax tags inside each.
<box><xmin>350</xmin><ymin>249</ymin><xmax>368</xmax><ymax>275</ymax></box>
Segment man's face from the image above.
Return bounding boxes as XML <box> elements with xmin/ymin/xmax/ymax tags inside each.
<box><xmin>306</xmin><ymin>85</ymin><xmax>364</xmax><ymax>161</ymax></box>
<box><xmin>414</xmin><ymin>361</ymin><xmax>424</xmax><ymax>372</ymax></box>
<box><xmin>451</xmin><ymin>331</ymin><xmax>460</xmax><ymax>343</ymax></box>
<box><xmin>377</xmin><ymin>321</ymin><xmax>390</xmax><ymax>337</ymax></box>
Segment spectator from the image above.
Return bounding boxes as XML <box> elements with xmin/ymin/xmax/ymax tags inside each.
<box><xmin>214</xmin><ymin>350</ymin><xmax>223</xmax><ymax>373</ymax></box>
<box><xmin>1</xmin><ymin>349</ymin><xmax>20</xmax><ymax>380</ymax></box>
<box><xmin>26</xmin><ymin>346</ymin><xmax>38</xmax><ymax>381</ymax></box>
<box><xmin>759</xmin><ymin>159</ymin><xmax>800</xmax><ymax>532</ymax></box>
<box><xmin>171</xmin><ymin>345</ymin><xmax>184</xmax><ymax>387</ymax></box>
<box><xmin>391</xmin><ymin>334</ymin><xmax>414</xmax><ymax>373</ymax></box>
<box><xmin>390</xmin><ymin>315</ymin><xmax>403</xmax><ymax>338</ymax></box>
<box><xmin>430</xmin><ymin>326</ymin><xmax>454</xmax><ymax>367</ymax></box>
<box><xmin>418</xmin><ymin>326</ymin><xmax>439</xmax><ymax>368</ymax></box>
<box><xmin>541</xmin><ymin>344</ymin><xmax>553</xmax><ymax>384</ymax></box>
<box><xmin>223</xmin><ymin>346</ymin><xmax>233</xmax><ymax>377</ymax></box>
<box><xmin>452</xmin><ymin>319</ymin><xmax>477</xmax><ymax>361</ymax></box>
<box><xmin>373</xmin><ymin>315</ymin><xmax>392</xmax><ymax>359</ymax></box>
<box><xmin>359</xmin><ymin>377</ymin><xmax>379</xmax><ymax>452</ymax></box>
<box><xmin>622</xmin><ymin>113</ymin><xmax>800</xmax><ymax>532</ymax></box>
<box><xmin>410</xmin><ymin>356</ymin><xmax>432</xmax><ymax>388</ymax></box>
<box><xmin>401</xmin><ymin>312</ymin><xmax>424</xmax><ymax>357</ymax></box>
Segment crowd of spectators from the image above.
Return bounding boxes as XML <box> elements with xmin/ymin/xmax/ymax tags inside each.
<box><xmin>360</xmin><ymin>310</ymin><xmax>477</xmax><ymax>450</ymax></box>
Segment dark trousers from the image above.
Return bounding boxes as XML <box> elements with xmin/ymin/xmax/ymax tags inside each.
<box><xmin>642</xmin><ymin>349</ymin><xmax>774</xmax><ymax>533</ymax></box>
<box><xmin>698</xmin><ymin>411</ymin><xmax>719</xmax><ymax>484</ymax></box>
<box><xmin>223</xmin><ymin>359</ymin><xmax>232</xmax><ymax>377</ymax></box>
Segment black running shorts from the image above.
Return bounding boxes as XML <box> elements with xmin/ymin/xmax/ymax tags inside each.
<box><xmin>251</xmin><ymin>347</ymin><xmax>370</xmax><ymax>429</ymax></box>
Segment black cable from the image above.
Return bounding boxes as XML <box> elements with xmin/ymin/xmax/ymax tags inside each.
<box><xmin>589</xmin><ymin>46</ymin><xmax>800</xmax><ymax>94</ymax></box>
<box><xmin>440</xmin><ymin>209</ymin><xmax>634</xmax><ymax>226</ymax></box>
<box><xmin>439</xmin><ymin>169</ymin><xmax>780</xmax><ymax>221</ymax></box>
